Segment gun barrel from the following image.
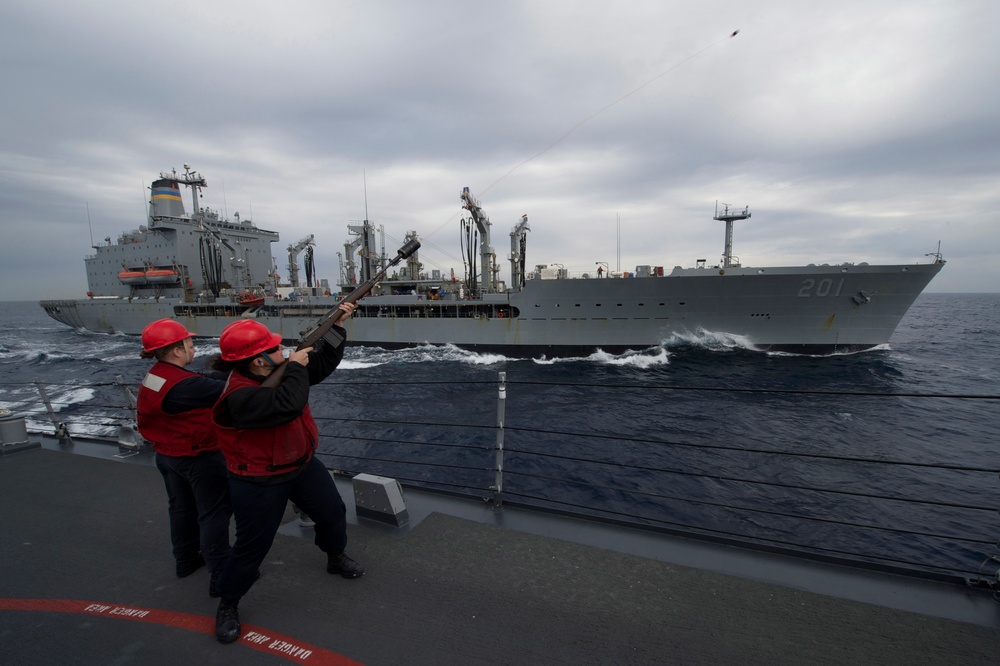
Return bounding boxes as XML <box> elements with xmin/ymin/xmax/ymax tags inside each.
<box><xmin>260</xmin><ymin>240</ymin><xmax>419</xmax><ymax>388</ymax></box>
<box><xmin>397</xmin><ymin>238</ymin><xmax>421</xmax><ymax>259</ymax></box>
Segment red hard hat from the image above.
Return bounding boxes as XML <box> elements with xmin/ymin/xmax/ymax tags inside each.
<box><xmin>141</xmin><ymin>319</ymin><xmax>193</xmax><ymax>353</ymax></box>
<box><xmin>219</xmin><ymin>320</ymin><xmax>283</xmax><ymax>361</ymax></box>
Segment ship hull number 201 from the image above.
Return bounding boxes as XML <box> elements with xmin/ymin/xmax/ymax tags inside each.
<box><xmin>798</xmin><ymin>278</ymin><xmax>845</xmax><ymax>298</ymax></box>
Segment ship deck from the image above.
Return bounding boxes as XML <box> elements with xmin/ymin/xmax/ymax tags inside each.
<box><xmin>2</xmin><ymin>438</ymin><xmax>998</xmax><ymax>665</ymax></box>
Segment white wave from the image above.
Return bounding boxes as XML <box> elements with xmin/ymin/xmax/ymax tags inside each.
<box><xmin>3</xmin><ymin>385</ymin><xmax>96</xmax><ymax>411</ymax></box>
<box><xmin>48</xmin><ymin>386</ymin><xmax>98</xmax><ymax>409</ymax></box>
<box><xmin>592</xmin><ymin>347</ymin><xmax>671</xmax><ymax>368</ymax></box>
<box><xmin>0</xmin><ymin>397</ymin><xmax>42</xmax><ymax>413</ymax></box>
<box><xmin>437</xmin><ymin>344</ymin><xmax>509</xmax><ymax>366</ymax></box>
<box><xmin>344</xmin><ymin>343</ymin><xmax>509</xmax><ymax>368</ymax></box>
<box><xmin>531</xmin><ymin>328</ymin><xmax>755</xmax><ymax>367</ymax></box>
<box><xmin>71</xmin><ymin>326</ymin><xmax>129</xmax><ymax>339</ymax></box>
<box><xmin>5</xmin><ymin>383</ymin><xmax>113</xmax><ymax>439</ymax></box>
<box><xmin>6</xmin><ymin>332</ymin><xmax>141</xmax><ymax>365</ymax></box>
<box><xmin>0</xmin><ymin>348</ymin><xmax>38</xmax><ymax>363</ymax></box>
<box><xmin>338</xmin><ymin>358</ymin><xmax>387</xmax><ymax>370</ymax></box>
<box><xmin>24</xmin><ymin>416</ymin><xmax>118</xmax><ymax>439</ymax></box>
<box><xmin>193</xmin><ymin>339</ymin><xmax>222</xmax><ymax>357</ymax></box>
<box><xmin>0</xmin><ymin>385</ymin><xmax>95</xmax><ymax>421</ymax></box>
<box><xmin>101</xmin><ymin>351</ymin><xmax>145</xmax><ymax>363</ymax></box>
<box><xmin>661</xmin><ymin>328</ymin><xmax>758</xmax><ymax>352</ymax></box>
<box><xmin>24</xmin><ymin>417</ymin><xmax>58</xmax><ymax>433</ymax></box>
<box><xmin>532</xmin><ymin>346</ymin><xmax>671</xmax><ymax>368</ymax></box>
<box><xmin>0</xmin><ymin>339</ymin><xmax>77</xmax><ymax>364</ymax></box>
<box><xmin>766</xmin><ymin>343</ymin><xmax>892</xmax><ymax>358</ymax></box>
<box><xmin>32</xmin><ymin>350</ymin><xmax>77</xmax><ymax>364</ymax></box>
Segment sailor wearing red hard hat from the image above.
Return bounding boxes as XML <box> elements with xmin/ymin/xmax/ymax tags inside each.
<box><xmin>209</xmin><ymin>302</ymin><xmax>363</xmax><ymax>644</ymax></box>
<box><xmin>136</xmin><ymin>318</ymin><xmax>232</xmax><ymax>593</ymax></box>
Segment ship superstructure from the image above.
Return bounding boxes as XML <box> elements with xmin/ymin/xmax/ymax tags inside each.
<box><xmin>81</xmin><ymin>165</ymin><xmax>279</xmax><ymax>303</ymax></box>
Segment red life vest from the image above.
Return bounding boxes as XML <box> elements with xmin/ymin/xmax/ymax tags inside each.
<box><xmin>212</xmin><ymin>370</ymin><xmax>319</xmax><ymax>477</ymax></box>
<box><xmin>137</xmin><ymin>361</ymin><xmax>219</xmax><ymax>456</ymax></box>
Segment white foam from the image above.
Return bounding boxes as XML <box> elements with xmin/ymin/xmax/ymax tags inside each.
<box><xmin>49</xmin><ymin>386</ymin><xmax>98</xmax><ymax>409</ymax></box>
<box><xmin>661</xmin><ymin>328</ymin><xmax>758</xmax><ymax>352</ymax></box>
<box><xmin>343</xmin><ymin>343</ymin><xmax>509</xmax><ymax>368</ymax></box>
<box><xmin>591</xmin><ymin>347</ymin><xmax>671</xmax><ymax>368</ymax></box>
<box><xmin>533</xmin><ymin>347</ymin><xmax>671</xmax><ymax>368</ymax></box>
<box><xmin>338</xmin><ymin>358</ymin><xmax>387</xmax><ymax>370</ymax></box>
<box><xmin>766</xmin><ymin>343</ymin><xmax>891</xmax><ymax>358</ymax></box>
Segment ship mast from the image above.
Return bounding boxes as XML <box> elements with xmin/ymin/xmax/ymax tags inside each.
<box><xmin>509</xmin><ymin>214</ymin><xmax>530</xmax><ymax>291</ymax></box>
<box><xmin>460</xmin><ymin>187</ymin><xmax>498</xmax><ymax>294</ymax></box>
<box><xmin>175</xmin><ymin>164</ymin><xmax>207</xmax><ymax>215</ymax></box>
<box><xmin>342</xmin><ymin>221</ymin><xmax>378</xmax><ymax>287</ymax></box>
<box><xmin>713</xmin><ymin>202</ymin><xmax>751</xmax><ymax>268</ymax></box>
<box><xmin>286</xmin><ymin>235</ymin><xmax>315</xmax><ymax>288</ymax></box>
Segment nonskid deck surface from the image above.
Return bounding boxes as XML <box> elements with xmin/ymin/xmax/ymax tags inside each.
<box><xmin>2</xmin><ymin>446</ymin><xmax>997</xmax><ymax>665</ymax></box>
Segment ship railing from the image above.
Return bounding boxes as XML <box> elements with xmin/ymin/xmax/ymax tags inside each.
<box><xmin>2</xmin><ymin>374</ymin><xmax>1000</xmax><ymax>592</ymax></box>
<box><xmin>534</xmin><ymin>269</ymin><xmax>660</xmax><ymax>280</ymax></box>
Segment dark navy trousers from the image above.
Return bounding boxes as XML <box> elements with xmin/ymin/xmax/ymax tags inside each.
<box><xmin>216</xmin><ymin>455</ymin><xmax>348</xmax><ymax>602</ymax></box>
<box><xmin>154</xmin><ymin>450</ymin><xmax>232</xmax><ymax>573</ymax></box>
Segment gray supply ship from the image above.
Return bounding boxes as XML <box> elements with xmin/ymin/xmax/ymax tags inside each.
<box><xmin>40</xmin><ymin>165</ymin><xmax>945</xmax><ymax>356</ymax></box>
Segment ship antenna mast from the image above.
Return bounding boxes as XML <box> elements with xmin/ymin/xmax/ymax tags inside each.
<box><xmin>86</xmin><ymin>201</ymin><xmax>98</xmax><ymax>250</ymax></box>
<box><xmin>363</xmin><ymin>170</ymin><xmax>369</xmax><ymax>223</ymax></box>
<box><xmin>713</xmin><ymin>201</ymin><xmax>751</xmax><ymax>268</ymax></box>
<box><xmin>925</xmin><ymin>240</ymin><xmax>944</xmax><ymax>264</ymax></box>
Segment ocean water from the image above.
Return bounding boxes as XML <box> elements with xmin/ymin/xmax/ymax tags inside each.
<box><xmin>1</xmin><ymin>294</ymin><xmax>998</xmax><ymax>578</ymax></box>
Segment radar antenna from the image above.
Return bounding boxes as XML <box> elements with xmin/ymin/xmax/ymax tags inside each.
<box><xmin>713</xmin><ymin>202</ymin><xmax>751</xmax><ymax>268</ymax></box>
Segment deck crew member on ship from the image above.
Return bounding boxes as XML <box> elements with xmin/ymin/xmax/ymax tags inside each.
<box><xmin>210</xmin><ymin>305</ymin><xmax>365</xmax><ymax>644</ymax></box>
<box><xmin>136</xmin><ymin>319</ymin><xmax>232</xmax><ymax>591</ymax></box>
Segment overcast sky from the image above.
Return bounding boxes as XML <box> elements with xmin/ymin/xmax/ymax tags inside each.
<box><xmin>2</xmin><ymin>0</ymin><xmax>997</xmax><ymax>301</ymax></box>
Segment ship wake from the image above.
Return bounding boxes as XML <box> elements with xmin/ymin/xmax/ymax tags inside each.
<box><xmin>533</xmin><ymin>347</ymin><xmax>671</xmax><ymax>368</ymax></box>
<box><xmin>343</xmin><ymin>343</ymin><xmax>509</xmax><ymax>369</ymax></box>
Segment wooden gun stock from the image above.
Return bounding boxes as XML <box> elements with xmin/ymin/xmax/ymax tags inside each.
<box><xmin>260</xmin><ymin>238</ymin><xmax>421</xmax><ymax>388</ymax></box>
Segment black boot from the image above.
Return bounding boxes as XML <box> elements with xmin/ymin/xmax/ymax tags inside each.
<box><xmin>215</xmin><ymin>600</ymin><xmax>240</xmax><ymax>644</ymax></box>
<box><xmin>327</xmin><ymin>552</ymin><xmax>365</xmax><ymax>579</ymax></box>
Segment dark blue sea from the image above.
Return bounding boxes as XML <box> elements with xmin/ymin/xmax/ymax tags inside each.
<box><xmin>2</xmin><ymin>295</ymin><xmax>998</xmax><ymax>579</ymax></box>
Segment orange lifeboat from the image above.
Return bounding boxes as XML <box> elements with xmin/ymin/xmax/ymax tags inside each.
<box><xmin>144</xmin><ymin>269</ymin><xmax>180</xmax><ymax>284</ymax></box>
<box><xmin>237</xmin><ymin>291</ymin><xmax>265</xmax><ymax>307</ymax></box>
<box><xmin>117</xmin><ymin>269</ymin><xmax>180</xmax><ymax>285</ymax></box>
<box><xmin>117</xmin><ymin>270</ymin><xmax>146</xmax><ymax>285</ymax></box>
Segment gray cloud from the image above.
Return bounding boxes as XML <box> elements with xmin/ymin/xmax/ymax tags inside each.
<box><xmin>2</xmin><ymin>0</ymin><xmax>997</xmax><ymax>301</ymax></box>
